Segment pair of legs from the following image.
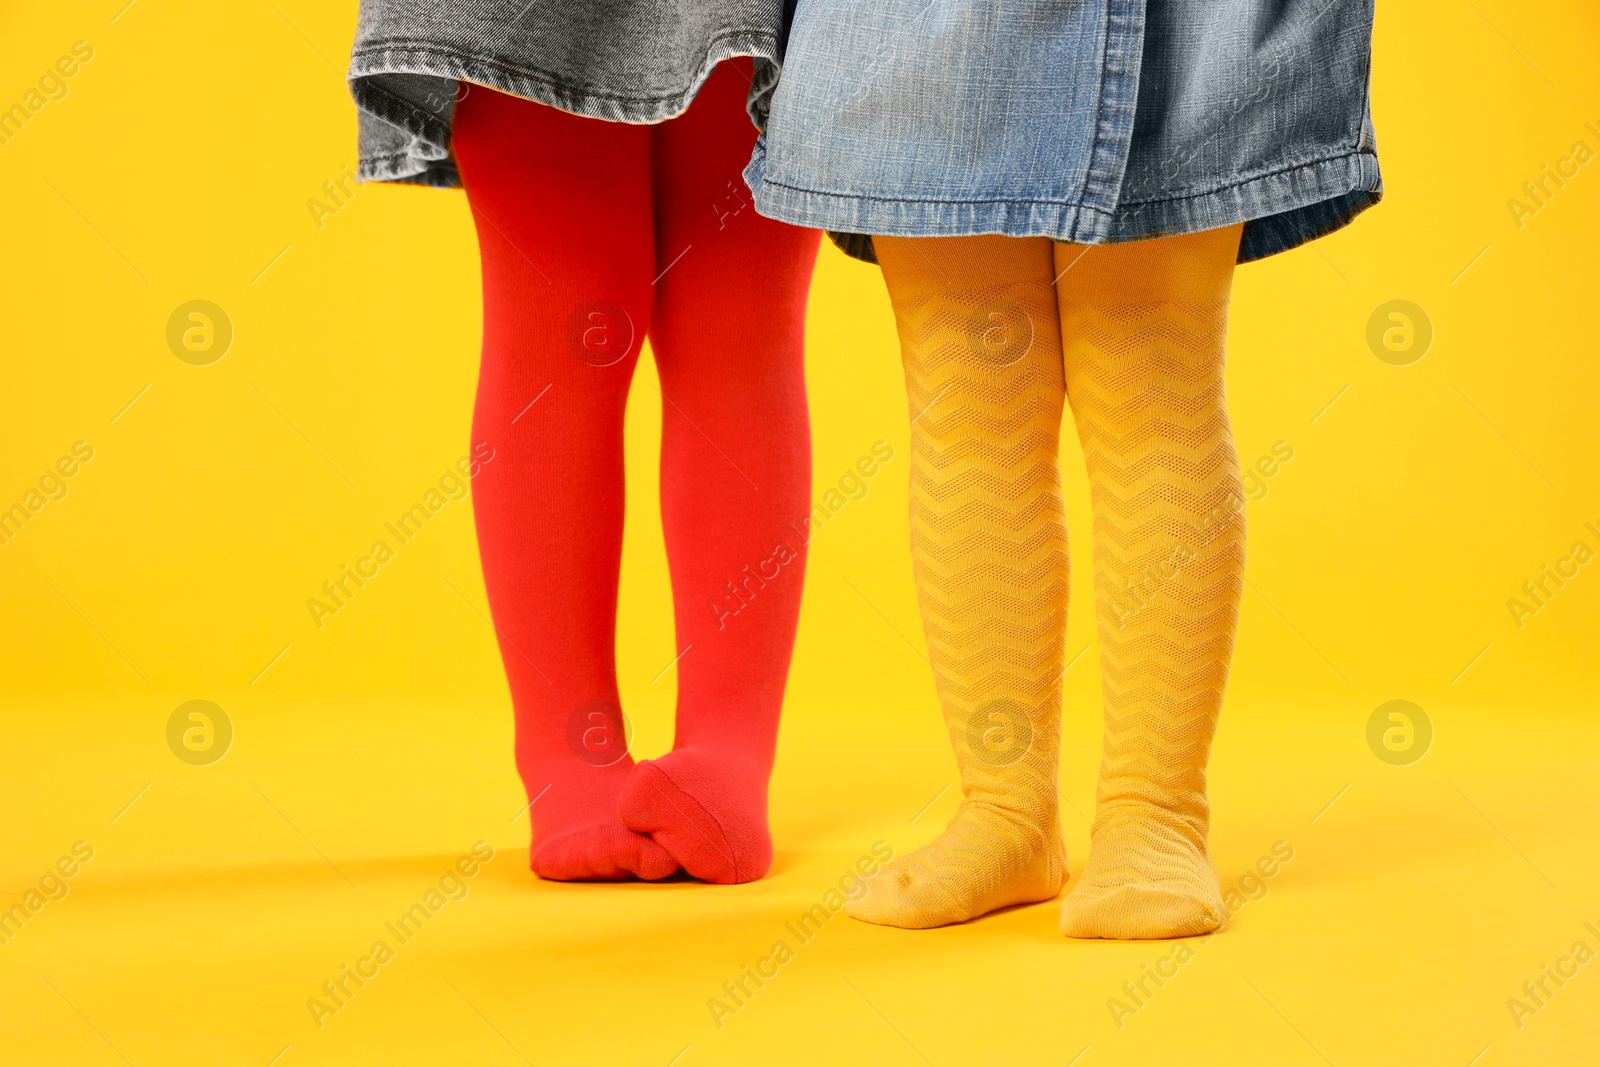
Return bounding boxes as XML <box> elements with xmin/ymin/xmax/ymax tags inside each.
<box><xmin>854</xmin><ymin>225</ymin><xmax>1247</xmax><ymax>937</ymax></box>
<box><xmin>453</xmin><ymin>62</ymin><xmax>821</xmax><ymax>883</ymax></box>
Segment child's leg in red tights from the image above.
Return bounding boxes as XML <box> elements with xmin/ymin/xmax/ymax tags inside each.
<box><xmin>616</xmin><ymin>63</ymin><xmax>821</xmax><ymax>882</ymax></box>
<box><xmin>453</xmin><ymin>86</ymin><xmax>678</xmax><ymax>881</ymax></box>
<box><xmin>454</xmin><ymin>62</ymin><xmax>818</xmax><ymax>884</ymax></box>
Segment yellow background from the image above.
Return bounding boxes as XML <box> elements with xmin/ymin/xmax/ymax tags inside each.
<box><xmin>3</xmin><ymin>1</ymin><xmax>1598</xmax><ymax>1064</ymax></box>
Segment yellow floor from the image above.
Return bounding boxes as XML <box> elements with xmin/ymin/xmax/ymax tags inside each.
<box><xmin>5</xmin><ymin>697</ymin><xmax>1596</xmax><ymax>1066</ymax></box>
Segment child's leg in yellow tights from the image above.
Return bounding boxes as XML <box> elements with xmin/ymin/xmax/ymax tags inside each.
<box><xmin>1056</xmin><ymin>224</ymin><xmax>1246</xmax><ymax>939</ymax></box>
<box><xmin>849</xmin><ymin>234</ymin><xmax>1070</xmax><ymax>929</ymax></box>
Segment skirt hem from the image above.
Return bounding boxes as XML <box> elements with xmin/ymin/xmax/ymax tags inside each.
<box><xmin>348</xmin><ymin>35</ymin><xmax>782</xmax><ymax>186</ymax></box>
<box><xmin>750</xmin><ymin>149</ymin><xmax>1382</xmax><ymax>265</ymax></box>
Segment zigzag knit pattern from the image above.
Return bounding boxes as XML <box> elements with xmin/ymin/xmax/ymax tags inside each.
<box><xmin>1057</xmin><ymin>227</ymin><xmax>1246</xmax><ymax>939</ymax></box>
<box><xmin>849</xmin><ymin>236</ymin><xmax>1070</xmax><ymax>929</ymax></box>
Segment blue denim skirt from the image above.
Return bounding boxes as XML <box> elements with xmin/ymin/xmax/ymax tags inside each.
<box><xmin>744</xmin><ymin>0</ymin><xmax>1381</xmax><ymax>263</ymax></box>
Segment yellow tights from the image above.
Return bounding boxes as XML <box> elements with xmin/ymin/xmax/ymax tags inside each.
<box><xmin>851</xmin><ymin>226</ymin><xmax>1246</xmax><ymax>938</ymax></box>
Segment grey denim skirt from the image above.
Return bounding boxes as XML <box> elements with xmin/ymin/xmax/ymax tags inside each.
<box><xmin>347</xmin><ymin>0</ymin><xmax>790</xmax><ymax>188</ymax></box>
<box><xmin>746</xmin><ymin>0</ymin><xmax>1382</xmax><ymax>263</ymax></box>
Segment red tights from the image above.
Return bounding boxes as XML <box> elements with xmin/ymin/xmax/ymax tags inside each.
<box><xmin>452</xmin><ymin>61</ymin><xmax>820</xmax><ymax>882</ymax></box>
